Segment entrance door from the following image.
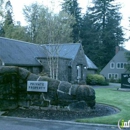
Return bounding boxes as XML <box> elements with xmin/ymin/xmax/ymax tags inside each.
<box><xmin>68</xmin><ymin>67</ymin><xmax>72</xmax><ymax>82</ymax></box>
<box><xmin>77</xmin><ymin>65</ymin><xmax>82</xmax><ymax>82</ymax></box>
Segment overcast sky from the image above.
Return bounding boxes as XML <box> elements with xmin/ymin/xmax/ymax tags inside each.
<box><xmin>10</xmin><ymin>0</ymin><xmax>130</xmax><ymax>50</ymax></box>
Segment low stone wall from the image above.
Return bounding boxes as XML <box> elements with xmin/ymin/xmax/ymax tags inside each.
<box><xmin>0</xmin><ymin>66</ymin><xmax>96</xmax><ymax>110</ymax></box>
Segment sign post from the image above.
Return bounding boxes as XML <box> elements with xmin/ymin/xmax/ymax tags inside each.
<box><xmin>121</xmin><ymin>74</ymin><xmax>130</xmax><ymax>88</ymax></box>
<box><xmin>27</xmin><ymin>81</ymin><xmax>48</xmax><ymax>92</ymax></box>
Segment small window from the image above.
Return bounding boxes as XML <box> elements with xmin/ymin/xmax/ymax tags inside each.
<box><xmin>108</xmin><ymin>73</ymin><xmax>118</xmax><ymax>79</ymax></box>
<box><xmin>115</xmin><ymin>74</ymin><xmax>118</xmax><ymax>79</ymax></box>
<box><xmin>110</xmin><ymin>62</ymin><xmax>115</xmax><ymax>69</ymax></box>
<box><xmin>116</xmin><ymin>62</ymin><xmax>127</xmax><ymax>69</ymax></box>
<box><xmin>117</xmin><ymin>63</ymin><xmax>120</xmax><ymax>68</ymax></box>
<box><xmin>121</xmin><ymin>63</ymin><xmax>123</xmax><ymax>68</ymax></box>
<box><xmin>108</xmin><ymin>74</ymin><xmax>111</xmax><ymax>79</ymax></box>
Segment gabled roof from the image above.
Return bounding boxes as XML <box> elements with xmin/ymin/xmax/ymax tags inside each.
<box><xmin>111</xmin><ymin>47</ymin><xmax>128</xmax><ymax>61</ymax></box>
<box><xmin>0</xmin><ymin>37</ymin><xmax>46</xmax><ymax>66</ymax></box>
<box><xmin>100</xmin><ymin>47</ymin><xmax>129</xmax><ymax>74</ymax></box>
<box><xmin>85</xmin><ymin>55</ymin><xmax>98</xmax><ymax>70</ymax></box>
<box><xmin>0</xmin><ymin>37</ymin><xmax>96</xmax><ymax>69</ymax></box>
<box><xmin>42</xmin><ymin>43</ymin><xmax>81</xmax><ymax>60</ymax></box>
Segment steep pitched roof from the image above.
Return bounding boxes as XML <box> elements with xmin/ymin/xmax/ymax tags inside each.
<box><xmin>85</xmin><ymin>55</ymin><xmax>98</xmax><ymax>70</ymax></box>
<box><xmin>111</xmin><ymin>47</ymin><xmax>129</xmax><ymax>61</ymax></box>
<box><xmin>0</xmin><ymin>37</ymin><xmax>46</xmax><ymax>66</ymax></box>
<box><xmin>0</xmin><ymin>37</ymin><xmax>96</xmax><ymax>69</ymax></box>
<box><xmin>42</xmin><ymin>43</ymin><xmax>81</xmax><ymax>60</ymax></box>
<box><xmin>100</xmin><ymin>47</ymin><xmax>129</xmax><ymax>75</ymax></box>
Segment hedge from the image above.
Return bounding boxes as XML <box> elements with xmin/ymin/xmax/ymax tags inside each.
<box><xmin>86</xmin><ymin>74</ymin><xmax>109</xmax><ymax>85</ymax></box>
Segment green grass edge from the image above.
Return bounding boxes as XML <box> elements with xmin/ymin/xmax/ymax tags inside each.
<box><xmin>76</xmin><ymin>87</ymin><xmax>130</xmax><ymax>125</ymax></box>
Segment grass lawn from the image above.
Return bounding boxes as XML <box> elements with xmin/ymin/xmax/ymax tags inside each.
<box><xmin>76</xmin><ymin>86</ymin><xmax>130</xmax><ymax>125</ymax></box>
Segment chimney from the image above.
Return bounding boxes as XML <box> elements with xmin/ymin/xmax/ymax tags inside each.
<box><xmin>115</xmin><ymin>46</ymin><xmax>120</xmax><ymax>54</ymax></box>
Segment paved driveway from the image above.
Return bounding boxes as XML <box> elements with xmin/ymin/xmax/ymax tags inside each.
<box><xmin>109</xmin><ymin>83</ymin><xmax>121</xmax><ymax>87</ymax></box>
<box><xmin>0</xmin><ymin>116</ymin><xmax>119</xmax><ymax>130</ymax></box>
<box><xmin>92</xmin><ymin>83</ymin><xmax>121</xmax><ymax>89</ymax></box>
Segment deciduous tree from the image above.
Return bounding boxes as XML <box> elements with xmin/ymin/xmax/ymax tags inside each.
<box><xmin>23</xmin><ymin>2</ymin><xmax>75</xmax><ymax>44</ymax></box>
<box><xmin>23</xmin><ymin>2</ymin><xmax>42</xmax><ymax>43</ymax></box>
<box><xmin>23</xmin><ymin>2</ymin><xmax>75</xmax><ymax>80</ymax></box>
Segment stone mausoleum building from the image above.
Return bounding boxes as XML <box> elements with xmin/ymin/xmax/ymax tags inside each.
<box><xmin>0</xmin><ymin>37</ymin><xmax>97</xmax><ymax>84</ymax></box>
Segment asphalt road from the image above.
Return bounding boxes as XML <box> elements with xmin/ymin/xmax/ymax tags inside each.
<box><xmin>0</xmin><ymin>116</ymin><xmax>119</xmax><ymax>130</ymax></box>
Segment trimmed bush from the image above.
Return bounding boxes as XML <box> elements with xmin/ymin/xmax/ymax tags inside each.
<box><xmin>109</xmin><ymin>78</ymin><xmax>121</xmax><ymax>83</ymax></box>
<box><xmin>86</xmin><ymin>74</ymin><xmax>108</xmax><ymax>85</ymax></box>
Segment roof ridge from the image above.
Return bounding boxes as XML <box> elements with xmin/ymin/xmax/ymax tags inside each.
<box><xmin>42</xmin><ymin>43</ymin><xmax>81</xmax><ymax>46</ymax></box>
<box><xmin>0</xmin><ymin>37</ymin><xmax>38</xmax><ymax>46</ymax></box>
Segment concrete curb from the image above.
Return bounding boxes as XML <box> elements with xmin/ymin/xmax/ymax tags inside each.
<box><xmin>0</xmin><ymin>115</ymin><xmax>118</xmax><ymax>128</ymax></box>
<box><xmin>118</xmin><ymin>88</ymin><xmax>130</xmax><ymax>92</ymax></box>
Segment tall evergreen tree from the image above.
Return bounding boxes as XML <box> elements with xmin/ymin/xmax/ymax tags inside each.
<box><xmin>0</xmin><ymin>0</ymin><xmax>4</xmax><ymax>16</ymax></box>
<box><xmin>0</xmin><ymin>0</ymin><xmax>4</xmax><ymax>36</ymax></box>
<box><xmin>124</xmin><ymin>17</ymin><xmax>130</xmax><ymax>72</ymax></box>
<box><xmin>125</xmin><ymin>50</ymin><xmax>130</xmax><ymax>72</ymax></box>
<box><xmin>81</xmin><ymin>0</ymin><xmax>124</xmax><ymax>69</ymax></box>
<box><xmin>1</xmin><ymin>0</ymin><xmax>28</xmax><ymax>41</ymax></box>
<box><xmin>62</xmin><ymin>0</ymin><xmax>81</xmax><ymax>43</ymax></box>
<box><xmin>3</xmin><ymin>0</ymin><xmax>14</xmax><ymax>36</ymax></box>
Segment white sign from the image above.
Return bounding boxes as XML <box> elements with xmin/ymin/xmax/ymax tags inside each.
<box><xmin>27</xmin><ymin>81</ymin><xmax>48</xmax><ymax>92</ymax></box>
<box><xmin>128</xmin><ymin>78</ymin><xmax>130</xmax><ymax>83</ymax></box>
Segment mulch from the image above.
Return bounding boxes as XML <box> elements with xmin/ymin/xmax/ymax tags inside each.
<box><xmin>2</xmin><ymin>103</ymin><xmax>119</xmax><ymax>121</ymax></box>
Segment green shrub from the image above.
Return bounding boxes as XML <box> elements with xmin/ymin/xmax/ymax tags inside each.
<box><xmin>86</xmin><ymin>74</ymin><xmax>109</xmax><ymax>85</ymax></box>
<box><xmin>109</xmin><ymin>78</ymin><xmax>121</xmax><ymax>83</ymax></box>
<box><xmin>117</xmin><ymin>78</ymin><xmax>121</xmax><ymax>83</ymax></box>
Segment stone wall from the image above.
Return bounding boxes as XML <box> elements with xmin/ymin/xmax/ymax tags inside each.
<box><xmin>0</xmin><ymin>66</ymin><xmax>95</xmax><ymax>110</ymax></box>
<box><xmin>39</xmin><ymin>58</ymin><xmax>71</xmax><ymax>81</ymax></box>
<box><xmin>38</xmin><ymin>46</ymin><xmax>87</xmax><ymax>84</ymax></box>
<box><xmin>21</xmin><ymin>66</ymin><xmax>42</xmax><ymax>75</ymax></box>
<box><xmin>71</xmin><ymin>46</ymin><xmax>87</xmax><ymax>84</ymax></box>
<box><xmin>58</xmin><ymin>58</ymin><xmax>71</xmax><ymax>81</ymax></box>
<box><xmin>87</xmin><ymin>69</ymin><xmax>96</xmax><ymax>74</ymax></box>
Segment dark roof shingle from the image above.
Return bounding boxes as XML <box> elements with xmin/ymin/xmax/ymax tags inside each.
<box><xmin>42</xmin><ymin>43</ymin><xmax>81</xmax><ymax>60</ymax></box>
<box><xmin>0</xmin><ymin>37</ymin><xmax>46</xmax><ymax>66</ymax></box>
<box><xmin>85</xmin><ymin>55</ymin><xmax>98</xmax><ymax>70</ymax></box>
<box><xmin>0</xmin><ymin>37</ymin><xmax>96</xmax><ymax>70</ymax></box>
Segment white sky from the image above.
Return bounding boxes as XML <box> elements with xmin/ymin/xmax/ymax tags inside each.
<box><xmin>9</xmin><ymin>0</ymin><xmax>130</xmax><ymax>50</ymax></box>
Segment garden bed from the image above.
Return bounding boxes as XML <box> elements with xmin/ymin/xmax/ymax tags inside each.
<box><xmin>2</xmin><ymin>103</ymin><xmax>119</xmax><ymax>121</ymax></box>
